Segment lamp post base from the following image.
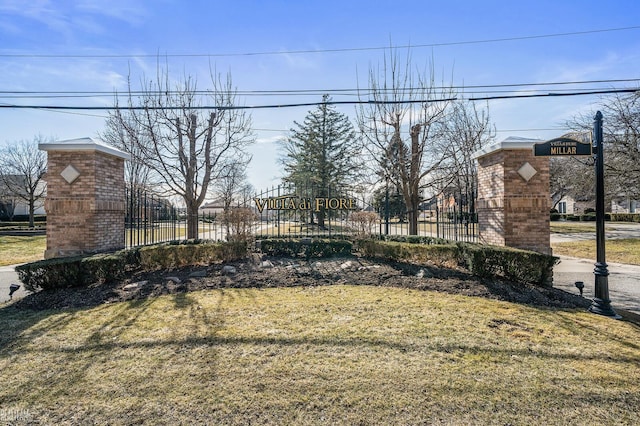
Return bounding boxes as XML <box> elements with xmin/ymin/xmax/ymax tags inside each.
<box><xmin>589</xmin><ymin>298</ymin><xmax>622</xmax><ymax>319</ymax></box>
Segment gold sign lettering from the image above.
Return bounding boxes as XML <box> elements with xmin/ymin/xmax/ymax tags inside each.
<box><xmin>254</xmin><ymin>196</ymin><xmax>357</xmax><ymax>212</ymax></box>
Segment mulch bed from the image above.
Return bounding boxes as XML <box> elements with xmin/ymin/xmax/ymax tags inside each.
<box><xmin>12</xmin><ymin>255</ymin><xmax>591</xmax><ymax>311</ymax></box>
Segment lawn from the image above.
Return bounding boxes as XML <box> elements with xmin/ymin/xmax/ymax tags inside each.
<box><xmin>552</xmin><ymin>239</ymin><xmax>640</xmax><ymax>265</ymax></box>
<box><xmin>0</xmin><ymin>235</ymin><xmax>46</xmax><ymax>266</ymax></box>
<box><xmin>1</xmin><ymin>285</ymin><xmax>639</xmax><ymax>424</ymax></box>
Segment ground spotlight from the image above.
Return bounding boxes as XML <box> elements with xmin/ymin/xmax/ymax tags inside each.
<box><xmin>574</xmin><ymin>281</ymin><xmax>584</xmax><ymax>297</ymax></box>
<box><xmin>9</xmin><ymin>283</ymin><xmax>20</xmax><ymax>299</ymax></box>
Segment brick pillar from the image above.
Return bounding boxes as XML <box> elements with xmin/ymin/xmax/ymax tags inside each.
<box><xmin>473</xmin><ymin>137</ymin><xmax>551</xmax><ymax>255</ymax></box>
<box><xmin>39</xmin><ymin>137</ymin><xmax>130</xmax><ymax>259</ymax></box>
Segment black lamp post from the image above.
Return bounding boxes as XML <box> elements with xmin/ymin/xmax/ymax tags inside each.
<box><xmin>589</xmin><ymin>111</ymin><xmax>620</xmax><ymax>318</ymax></box>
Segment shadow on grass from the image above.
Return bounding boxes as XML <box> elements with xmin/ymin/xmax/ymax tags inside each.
<box><xmin>3</xmin><ymin>324</ymin><xmax>640</xmax><ymax>366</ymax></box>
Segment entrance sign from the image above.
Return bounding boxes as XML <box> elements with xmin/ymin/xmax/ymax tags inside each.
<box><xmin>533</xmin><ymin>137</ymin><xmax>592</xmax><ymax>157</ymax></box>
<box><xmin>254</xmin><ymin>194</ymin><xmax>357</xmax><ymax>213</ymax></box>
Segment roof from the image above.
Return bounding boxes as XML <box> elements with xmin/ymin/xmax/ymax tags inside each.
<box><xmin>38</xmin><ymin>137</ymin><xmax>131</xmax><ymax>160</ymax></box>
<box><xmin>472</xmin><ymin>136</ymin><xmax>543</xmax><ymax>160</ymax></box>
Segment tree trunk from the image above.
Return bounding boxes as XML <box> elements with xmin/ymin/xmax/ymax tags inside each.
<box><xmin>186</xmin><ymin>201</ymin><xmax>199</xmax><ymax>240</ymax></box>
<box><xmin>28</xmin><ymin>196</ymin><xmax>35</xmax><ymax>228</ymax></box>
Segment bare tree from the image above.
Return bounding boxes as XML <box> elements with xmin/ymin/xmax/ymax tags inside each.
<box><xmin>108</xmin><ymin>67</ymin><xmax>254</xmax><ymax>239</ymax></box>
<box><xmin>357</xmin><ymin>49</ymin><xmax>455</xmax><ymax>234</ymax></box>
<box><xmin>0</xmin><ymin>136</ymin><xmax>48</xmax><ymax>227</ymax></box>
<box><xmin>435</xmin><ymin>100</ymin><xmax>494</xmax><ymax>213</ymax></box>
<box><xmin>101</xmin><ymin>76</ymin><xmax>153</xmax><ymax>194</ymax></box>
<box><xmin>211</xmin><ymin>155</ymin><xmax>252</xmax><ymax>212</ymax></box>
<box><xmin>599</xmin><ymin>92</ymin><xmax>640</xmax><ymax>200</ymax></box>
<box><xmin>563</xmin><ymin>91</ymin><xmax>640</xmax><ymax>208</ymax></box>
<box><xmin>549</xmin><ymin>156</ymin><xmax>593</xmax><ymax>210</ymax></box>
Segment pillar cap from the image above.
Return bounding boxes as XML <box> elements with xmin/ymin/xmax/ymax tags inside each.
<box><xmin>39</xmin><ymin>137</ymin><xmax>131</xmax><ymax>160</ymax></box>
<box><xmin>472</xmin><ymin>136</ymin><xmax>543</xmax><ymax>160</ymax></box>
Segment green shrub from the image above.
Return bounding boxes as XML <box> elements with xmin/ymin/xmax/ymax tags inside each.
<box><xmin>16</xmin><ymin>251</ymin><xmax>131</xmax><ymax>293</ymax></box>
<box><xmin>456</xmin><ymin>243</ymin><xmax>558</xmax><ymax>286</ymax></box>
<box><xmin>580</xmin><ymin>213</ymin><xmax>597</xmax><ymax>221</ymax></box>
<box><xmin>357</xmin><ymin>240</ymin><xmax>459</xmax><ymax>268</ymax></box>
<box><xmin>16</xmin><ymin>241</ymin><xmax>248</xmax><ymax>292</ymax></box>
<box><xmin>609</xmin><ymin>213</ymin><xmax>640</xmax><ymax>222</ymax></box>
<box><xmin>357</xmin><ymin>239</ymin><xmax>557</xmax><ymax>287</ymax></box>
<box><xmin>258</xmin><ymin>238</ymin><xmax>352</xmax><ymax>259</ymax></box>
<box><xmin>139</xmin><ymin>240</ymin><xmax>247</xmax><ymax>269</ymax></box>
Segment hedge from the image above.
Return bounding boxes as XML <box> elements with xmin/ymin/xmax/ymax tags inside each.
<box><xmin>139</xmin><ymin>240</ymin><xmax>247</xmax><ymax>270</ymax></box>
<box><xmin>257</xmin><ymin>238</ymin><xmax>352</xmax><ymax>259</ymax></box>
<box><xmin>16</xmin><ymin>252</ymin><xmax>129</xmax><ymax>293</ymax></box>
<box><xmin>16</xmin><ymin>240</ymin><xmax>248</xmax><ymax>292</ymax></box>
<box><xmin>358</xmin><ymin>240</ymin><xmax>557</xmax><ymax>287</ymax></box>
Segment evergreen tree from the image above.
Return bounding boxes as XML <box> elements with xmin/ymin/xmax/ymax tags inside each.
<box><xmin>281</xmin><ymin>95</ymin><xmax>359</xmax><ymax>228</ymax></box>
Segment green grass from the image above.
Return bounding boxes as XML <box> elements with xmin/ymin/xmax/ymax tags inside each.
<box><xmin>0</xmin><ymin>235</ymin><xmax>46</xmax><ymax>266</ymax></box>
<box><xmin>552</xmin><ymin>238</ymin><xmax>640</xmax><ymax>265</ymax></box>
<box><xmin>1</xmin><ymin>285</ymin><xmax>639</xmax><ymax>424</ymax></box>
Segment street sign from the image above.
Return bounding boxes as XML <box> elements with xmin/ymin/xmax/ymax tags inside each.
<box><xmin>533</xmin><ymin>137</ymin><xmax>592</xmax><ymax>156</ymax></box>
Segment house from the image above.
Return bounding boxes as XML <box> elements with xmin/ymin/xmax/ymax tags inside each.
<box><xmin>199</xmin><ymin>199</ymin><xmax>226</xmax><ymax>216</ymax></box>
<box><xmin>0</xmin><ymin>175</ymin><xmax>46</xmax><ymax>220</ymax></box>
<box><xmin>611</xmin><ymin>197</ymin><xmax>638</xmax><ymax>214</ymax></box>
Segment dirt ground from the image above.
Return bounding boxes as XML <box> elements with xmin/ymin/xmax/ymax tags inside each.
<box><xmin>12</xmin><ymin>254</ymin><xmax>591</xmax><ymax>311</ymax></box>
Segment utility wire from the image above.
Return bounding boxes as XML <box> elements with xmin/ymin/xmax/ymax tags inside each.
<box><xmin>1</xmin><ymin>25</ymin><xmax>639</xmax><ymax>59</ymax></box>
<box><xmin>1</xmin><ymin>78</ymin><xmax>639</xmax><ymax>98</ymax></box>
<box><xmin>1</xmin><ymin>88</ymin><xmax>637</xmax><ymax>111</ymax></box>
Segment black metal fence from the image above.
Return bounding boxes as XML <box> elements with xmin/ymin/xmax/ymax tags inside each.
<box><xmin>252</xmin><ymin>183</ymin><xmax>359</xmax><ymax>238</ymax></box>
<box><xmin>125</xmin><ymin>184</ymin><xmax>477</xmax><ymax>248</ymax></box>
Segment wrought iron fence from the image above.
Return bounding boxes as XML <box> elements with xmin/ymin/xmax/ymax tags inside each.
<box><xmin>125</xmin><ymin>184</ymin><xmax>477</xmax><ymax>248</ymax></box>
<box><xmin>252</xmin><ymin>182</ymin><xmax>357</xmax><ymax>238</ymax></box>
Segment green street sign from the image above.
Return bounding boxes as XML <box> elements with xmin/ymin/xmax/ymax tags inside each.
<box><xmin>533</xmin><ymin>137</ymin><xmax>593</xmax><ymax>156</ymax></box>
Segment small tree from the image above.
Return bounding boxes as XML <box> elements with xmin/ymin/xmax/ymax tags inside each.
<box><xmin>0</xmin><ymin>136</ymin><xmax>48</xmax><ymax>227</ymax></box>
<box><xmin>281</xmin><ymin>94</ymin><xmax>359</xmax><ymax>228</ymax></box>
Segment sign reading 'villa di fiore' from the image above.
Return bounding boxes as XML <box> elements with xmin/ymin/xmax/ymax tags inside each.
<box><xmin>533</xmin><ymin>137</ymin><xmax>592</xmax><ymax>157</ymax></box>
<box><xmin>254</xmin><ymin>195</ymin><xmax>357</xmax><ymax>213</ymax></box>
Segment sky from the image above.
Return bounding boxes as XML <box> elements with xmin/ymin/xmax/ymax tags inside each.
<box><xmin>1</xmin><ymin>0</ymin><xmax>639</xmax><ymax>193</ymax></box>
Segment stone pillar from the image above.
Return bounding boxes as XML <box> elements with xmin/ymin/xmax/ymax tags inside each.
<box><xmin>39</xmin><ymin>137</ymin><xmax>130</xmax><ymax>259</ymax></box>
<box><xmin>473</xmin><ymin>137</ymin><xmax>551</xmax><ymax>255</ymax></box>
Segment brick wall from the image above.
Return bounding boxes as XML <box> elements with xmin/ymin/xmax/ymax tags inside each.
<box><xmin>44</xmin><ymin>150</ymin><xmax>126</xmax><ymax>258</ymax></box>
<box><xmin>477</xmin><ymin>148</ymin><xmax>551</xmax><ymax>255</ymax></box>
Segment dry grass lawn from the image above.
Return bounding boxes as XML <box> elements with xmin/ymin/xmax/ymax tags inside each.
<box><xmin>552</xmin><ymin>239</ymin><xmax>640</xmax><ymax>265</ymax></box>
<box><xmin>1</xmin><ymin>285</ymin><xmax>639</xmax><ymax>425</ymax></box>
<box><xmin>0</xmin><ymin>235</ymin><xmax>46</xmax><ymax>266</ymax></box>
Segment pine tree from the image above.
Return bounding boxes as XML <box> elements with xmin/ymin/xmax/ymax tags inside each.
<box><xmin>281</xmin><ymin>95</ymin><xmax>359</xmax><ymax>228</ymax></box>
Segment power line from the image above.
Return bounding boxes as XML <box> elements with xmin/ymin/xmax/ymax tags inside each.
<box><xmin>1</xmin><ymin>87</ymin><xmax>637</xmax><ymax>111</ymax></box>
<box><xmin>1</xmin><ymin>78</ymin><xmax>638</xmax><ymax>101</ymax></box>
<box><xmin>2</xmin><ymin>26</ymin><xmax>639</xmax><ymax>59</ymax></box>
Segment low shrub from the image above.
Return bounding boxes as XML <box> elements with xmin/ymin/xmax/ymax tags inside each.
<box><xmin>609</xmin><ymin>213</ymin><xmax>640</xmax><ymax>222</ymax></box>
<box><xmin>139</xmin><ymin>240</ymin><xmax>248</xmax><ymax>270</ymax></box>
<box><xmin>456</xmin><ymin>243</ymin><xmax>558</xmax><ymax>286</ymax></box>
<box><xmin>16</xmin><ymin>251</ymin><xmax>130</xmax><ymax>293</ymax></box>
<box><xmin>357</xmin><ymin>239</ymin><xmax>459</xmax><ymax>269</ymax></box>
<box><xmin>16</xmin><ymin>241</ymin><xmax>248</xmax><ymax>292</ymax></box>
<box><xmin>358</xmin><ymin>239</ymin><xmax>557</xmax><ymax>287</ymax></box>
<box><xmin>258</xmin><ymin>238</ymin><xmax>352</xmax><ymax>259</ymax></box>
